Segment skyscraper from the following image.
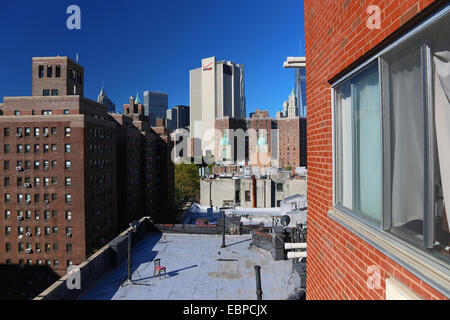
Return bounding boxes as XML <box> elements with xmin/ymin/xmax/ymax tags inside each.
<box><xmin>189</xmin><ymin>56</ymin><xmax>246</xmax><ymax>157</ymax></box>
<box><xmin>97</xmin><ymin>85</ymin><xmax>116</xmax><ymax>113</ymax></box>
<box><xmin>166</xmin><ymin>105</ymin><xmax>189</xmax><ymax>132</ymax></box>
<box><xmin>143</xmin><ymin>91</ymin><xmax>168</xmax><ymax>126</ymax></box>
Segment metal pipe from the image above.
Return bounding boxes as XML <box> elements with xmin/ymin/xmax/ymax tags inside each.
<box><xmin>285</xmin><ymin>243</ymin><xmax>307</xmax><ymax>249</ymax></box>
<box><xmin>254</xmin><ymin>266</ymin><xmax>262</xmax><ymax>300</ymax></box>
<box><xmin>128</xmin><ymin>231</ymin><xmax>132</xmax><ymax>281</ymax></box>
<box><xmin>221</xmin><ymin>210</ymin><xmax>226</xmax><ymax>248</ymax></box>
<box><xmin>287</xmin><ymin>251</ymin><xmax>307</xmax><ymax>259</ymax></box>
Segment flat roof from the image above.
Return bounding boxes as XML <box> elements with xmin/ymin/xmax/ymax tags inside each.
<box><xmin>79</xmin><ymin>233</ymin><xmax>298</xmax><ymax>300</ymax></box>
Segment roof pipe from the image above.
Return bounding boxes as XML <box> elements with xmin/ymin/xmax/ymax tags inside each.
<box><xmin>287</xmin><ymin>251</ymin><xmax>307</xmax><ymax>259</ymax></box>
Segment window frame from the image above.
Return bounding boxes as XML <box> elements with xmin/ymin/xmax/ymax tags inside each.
<box><xmin>330</xmin><ymin>5</ymin><xmax>450</xmax><ymax>296</ymax></box>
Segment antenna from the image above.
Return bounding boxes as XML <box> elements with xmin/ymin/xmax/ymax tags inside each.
<box><xmin>76</xmin><ymin>53</ymin><xmax>79</xmax><ymax>63</ymax></box>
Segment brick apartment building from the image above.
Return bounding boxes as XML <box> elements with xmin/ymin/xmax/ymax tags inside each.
<box><xmin>0</xmin><ymin>57</ymin><xmax>118</xmax><ymax>277</ymax></box>
<box><xmin>0</xmin><ymin>57</ymin><xmax>175</xmax><ymax>298</ymax></box>
<box><xmin>305</xmin><ymin>0</ymin><xmax>449</xmax><ymax>299</ymax></box>
<box><xmin>212</xmin><ymin>108</ymin><xmax>306</xmax><ymax>171</ymax></box>
<box><xmin>112</xmin><ymin>100</ymin><xmax>174</xmax><ymax>229</ymax></box>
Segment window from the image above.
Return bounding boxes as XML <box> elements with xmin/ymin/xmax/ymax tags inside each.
<box><xmin>44</xmin><ymin>210</ymin><xmax>50</xmax><ymax>220</ymax></box>
<box><xmin>6</xmin><ymin>243</ymin><xmax>11</xmax><ymax>252</ymax></box>
<box><xmin>65</xmin><ymin>194</ymin><xmax>71</xmax><ymax>204</ymax></box>
<box><xmin>333</xmin><ymin>12</ymin><xmax>450</xmax><ymax>265</ymax></box>
<box><xmin>276</xmin><ymin>183</ymin><xmax>283</xmax><ymax>191</ymax></box>
<box><xmin>65</xmin><ymin>127</ymin><xmax>71</xmax><ymax>136</ymax></box>
<box><xmin>66</xmin><ymin>243</ymin><xmax>72</xmax><ymax>253</ymax></box>
<box><xmin>245</xmin><ymin>190</ymin><xmax>251</xmax><ymax>202</ymax></box>
<box><xmin>5</xmin><ymin>226</ymin><xmax>11</xmax><ymax>236</ymax></box>
<box><xmin>51</xmin><ymin>89</ymin><xmax>59</xmax><ymax>96</ymax></box>
<box><xmin>55</xmin><ymin>65</ymin><xmax>61</xmax><ymax>77</ymax></box>
<box><xmin>34</xmin><ymin>127</ymin><xmax>39</xmax><ymax>136</ymax></box>
<box><xmin>4</xmin><ymin>144</ymin><xmax>9</xmax><ymax>153</ymax></box>
<box><xmin>4</xmin><ymin>160</ymin><xmax>9</xmax><ymax>170</ymax></box>
<box><xmin>52</xmin><ymin>210</ymin><xmax>57</xmax><ymax>218</ymax></box>
<box><xmin>5</xmin><ymin>194</ymin><xmax>10</xmax><ymax>203</ymax></box>
<box><xmin>65</xmin><ymin>177</ymin><xmax>71</xmax><ymax>186</ymax></box>
<box><xmin>64</xmin><ymin>109</ymin><xmax>69</xmax><ymax>115</ymax></box>
<box><xmin>5</xmin><ymin>210</ymin><xmax>10</xmax><ymax>220</ymax></box>
<box><xmin>47</xmin><ymin>65</ymin><xmax>52</xmax><ymax>78</ymax></box>
<box><xmin>44</xmin><ymin>227</ymin><xmax>50</xmax><ymax>236</ymax></box>
<box><xmin>66</xmin><ymin>210</ymin><xmax>72</xmax><ymax>220</ymax></box>
<box><xmin>43</xmin><ymin>90</ymin><xmax>50</xmax><ymax>96</ymax></box>
<box><xmin>17</xmin><ymin>144</ymin><xmax>23</xmax><ymax>153</ymax></box>
<box><xmin>42</xmin><ymin>110</ymin><xmax>52</xmax><ymax>115</ymax></box>
<box><xmin>25</xmin><ymin>144</ymin><xmax>30</xmax><ymax>153</ymax></box>
<box><xmin>51</xmin><ymin>144</ymin><xmax>56</xmax><ymax>151</ymax></box>
<box><xmin>52</xmin><ymin>160</ymin><xmax>57</xmax><ymax>168</ymax></box>
<box><xmin>65</xmin><ymin>161</ymin><xmax>71</xmax><ymax>170</ymax></box>
<box><xmin>43</xmin><ymin>144</ymin><xmax>49</xmax><ymax>153</ymax></box>
<box><xmin>14</xmin><ymin>110</ymin><xmax>19</xmax><ymax>116</ymax></box>
<box><xmin>52</xmin><ymin>177</ymin><xmax>57</xmax><ymax>185</ymax></box>
<box><xmin>3</xmin><ymin>127</ymin><xmax>9</xmax><ymax>136</ymax></box>
<box><xmin>34</xmin><ymin>144</ymin><xmax>39</xmax><ymax>153</ymax></box>
<box><xmin>34</xmin><ymin>194</ymin><xmax>40</xmax><ymax>203</ymax></box>
<box><xmin>4</xmin><ymin>177</ymin><xmax>10</xmax><ymax>187</ymax></box>
<box><xmin>44</xmin><ymin>177</ymin><xmax>49</xmax><ymax>186</ymax></box>
<box><xmin>39</xmin><ymin>65</ymin><xmax>44</xmax><ymax>78</ymax></box>
<box><xmin>65</xmin><ymin>144</ymin><xmax>70</xmax><ymax>153</ymax></box>
<box><xmin>52</xmin><ymin>227</ymin><xmax>58</xmax><ymax>234</ymax></box>
<box><xmin>34</xmin><ymin>177</ymin><xmax>40</xmax><ymax>186</ymax></box>
<box><xmin>335</xmin><ymin>62</ymin><xmax>382</xmax><ymax>222</ymax></box>
<box><xmin>52</xmin><ymin>127</ymin><xmax>57</xmax><ymax>134</ymax></box>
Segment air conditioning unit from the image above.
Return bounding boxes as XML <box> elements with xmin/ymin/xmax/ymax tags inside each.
<box><xmin>44</xmin><ymin>133</ymin><xmax>49</xmax><ymax>137</ymax></box>
<box><xmin>44</xmin><ymin>200</ymin><xmax>49</xmax><ymax>204</ymax></box>
<box><xmin>17</xmin><ymin>216</ymin><xmax>23</xmax><ymax>221</ymax></box>
<box><xmin>24</xmin><ymin>183</ymin><xmax>31</xmax><ymax>188</ymax></box>
<box><xmin>36</xmin><ymin>216</ymin><xmax>40</xmax><ymax>220</ymax></box>
<box><xmin>17</xmin><ymin>133</ymin><xmax>23</xmax><ymax>137</ymax></box>
<box><xmin>18</xmin><ymin>235</ymin><xmax>23</xmax><ymax>240</ymax></box>
<box><xmin>26</xmin><ymin>248</ymin><xmax>32</xmax><ymax>254</ymax></box>
<box><xmin>26</xmin><ymin>232</ymin><xmax>32</xmax><ymax>237</ymax></box>
<box><xmin>43</xmin><ymin>167</ymin><xmax>49</xmax><ymax>171</ymax></box>
<box><xmin>16</xmin><ymin>166</ymin><xmax>23</xmax><ymax>171</ymax></box>
<box><xmin>36</xmin><ymin>249</ymin><xmax>41</xmax><ymax>253</ymax></box>
<box><xmin>36</xmin><ymin>232</ymin><xmax>41</xmax><ymax>237</ymax></box>
<box><xmin>66</xmin><ymin>233</ymin><xmax>72</xmax><ymax>238</ymax></box>
<box><xmin>25</xmin><ymin>200</ymin><xmax>31</xmax><ymax>205</ymax></box>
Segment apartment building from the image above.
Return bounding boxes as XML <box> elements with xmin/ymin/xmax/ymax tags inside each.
<box><xmin>305</xmin><ymin>0</ymin><xmax>449</xmax><ymax>299</ymax></box>
<box><xmin>0</xmin><ymin>57</ymin><xmax>118</xmax><ymax>276</ymax></box>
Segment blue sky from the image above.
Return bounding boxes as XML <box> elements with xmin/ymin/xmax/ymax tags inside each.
<box><xmin>0</xmin><ymin>0</ymin><xmax>305</xmax><ymax>117</ymax></box>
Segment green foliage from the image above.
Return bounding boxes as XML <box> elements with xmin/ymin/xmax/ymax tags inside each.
<box><xmin>174</xmin><ymin>163</ymin><xmax>201</xmax><ymax>210</ymax></box>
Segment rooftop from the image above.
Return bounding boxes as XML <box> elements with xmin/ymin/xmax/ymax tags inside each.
<box><xmin>79</xmin><ymin>233</ymin><xmax>298</xmax><ymax>300</ymax></box>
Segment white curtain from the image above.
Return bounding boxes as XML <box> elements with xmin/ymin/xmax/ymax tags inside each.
<box><xmin>353</xmin><ymin>64</ymin><xmax>382</xmax><ymax>221</ymax></box>
<box><xmin>433</xmin><ymin>26</ymin><xmax>450</xmax><ymax>231</ymax></box>
<box><xmin>390</xmin><ymin>45</ymin><xmax>424</xmax><ymax>228</ymax></box>
<box><xmin>338</xmin><ymin>83</ymin><xmax>353</xmax><ymax>209</ymax></box>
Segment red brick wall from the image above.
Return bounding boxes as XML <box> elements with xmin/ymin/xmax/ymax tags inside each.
<box><xmin>304</xmin><ymin>0</ymin><xmax>447</xmax><ymax>299</ymax></box>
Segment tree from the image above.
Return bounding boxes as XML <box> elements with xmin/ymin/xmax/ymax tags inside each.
<box><xmin>174</xmin><ymin>163</ymin><xmax>200</xmax><ymax>210</ymax></box>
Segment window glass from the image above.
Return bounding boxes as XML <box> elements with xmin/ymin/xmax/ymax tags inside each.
<box><xmin>335</xmin><ymin>62</ymin><xmax>382</xmax><ymax>222</ymax></box>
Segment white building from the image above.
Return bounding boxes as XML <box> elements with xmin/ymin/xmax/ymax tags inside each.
<box><xmin>190</xmin><ymin>56</ymin><xmax>246</xmax><ymax>157</ymax></box>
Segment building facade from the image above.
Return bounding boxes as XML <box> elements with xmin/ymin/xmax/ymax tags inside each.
<box><xmin>305</xmin><ymin>0</ymin><xmax>449</xmax><ymax>299</ymax></box>
<box><xmin>0</xmin><ymin>56</ymin><xmax>175</xmax><ymax>291</ymax></box>
<box><xmin>143</xmin><ymin>91</ymin><xmax>168</xmax><ymax>127</ymax></box>
<box><xmin>0</xmin><ymin>57</ymin><xmax>118</xmax><ymax>277</ymax></box>
<box><xmin>189</xmin><ymin>57</ymin><xmax>246</xmax><ymax>157</ymax></box>
<box><xmin>166</xmin><ymin>105</ymin><xmax>189</xmax><ymax>132</ymax></box>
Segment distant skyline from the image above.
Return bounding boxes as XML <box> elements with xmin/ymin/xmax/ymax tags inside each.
<box><xmin>0</xmin><ymin>0</ymin><xmax>305</xmax><ymax>118</ymax></box>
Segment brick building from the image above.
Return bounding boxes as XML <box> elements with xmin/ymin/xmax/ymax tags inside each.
<box><xmin>0</xmin><ymin>56</ymin><xmax>175</xmax><ymax>292</ymax></box>
<box><xmin>305</xmin><ymin>1</ymin><xmax>449</xmax><ymax>299</ymax></box>
<box><xmin>0</xmin><ymin>57</ymin><xmax>118</xmax><ymax>277</ymax></box>
<box><xmin>112</xmin><ymin>100</ymin><xmax>174</xmax><ymax>229</ymax></box>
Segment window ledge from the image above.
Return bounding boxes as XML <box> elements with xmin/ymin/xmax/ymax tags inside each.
<box><xmin>328</xmin><ymin>207</ymin><xmax>450</xmax><ymax>298</ymax></box>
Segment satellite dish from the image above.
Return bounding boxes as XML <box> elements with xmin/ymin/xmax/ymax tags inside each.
<box><xmin>281</xmin><ymin>215</ymin><xmax>291</xmax><ymax>227</ymax></box>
